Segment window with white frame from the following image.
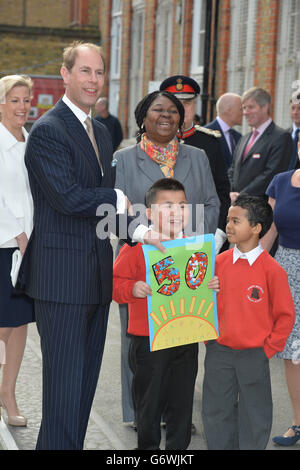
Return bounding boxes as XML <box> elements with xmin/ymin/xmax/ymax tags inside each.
<box><xmin>128</xmin><ymin>1</ymin><xmax>145</xmax><ymax>137</ymax></box>
<box><xmin>108</xmin><ymin>0</ymin><xmax>123</xmax><ymax>117</ymax></box>
<box><xmin>227</xmin><ymin>0</ymin><xmax>257</xmax><ymax>132</ymax></box>
<box><xmin>274</xmin><ymin>0</ymin><xmax>300</xmax><ymax>128</ymax></box>
<box><xmin>154</xmin><ymin>0</ymin><xmax>173</xmax><ymax>81</ymax></box>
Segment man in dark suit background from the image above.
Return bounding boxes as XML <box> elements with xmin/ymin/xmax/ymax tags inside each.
<box><xmin>287</xmin><ymin>88</ymin><xmax>300</xmax><ymax>170</ymax></box>
<box><xmin>205</xmin><ymin>93</ymin><xmax>242</xmax><ymax>170</ymax></box>
<box><xmin>94</xmin><ymin>97</ymin><xmax>123</xmax><ymax>152</ymax></box>
<box><xmin>229</xmin><ymin>87</ymin><xmax>293</xmax><ymax>203</ymax></box>
<box><xmin>19</xmin><ymin>41</ymin><xmax>163</xmax><ymax>450</ymax></box>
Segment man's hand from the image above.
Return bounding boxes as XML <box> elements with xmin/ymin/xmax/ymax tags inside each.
<box><xmin>230</xmin><ymin>191</ymin><xmax>239</xmax><ymax>203</ymax></box>
<box><xmin>143</xmin><ymin>229</ymin><xmax>166</xmax><ymax>253</ymax></box>
<box><xmin>16</xmin><ymin>232</ymin><xmax>28</xmax><ymax>256</ymax></box>
<box><xmin>132</xmin><ymin>281</ymin><xmax>152</xmax><ymax>298</ymax></box>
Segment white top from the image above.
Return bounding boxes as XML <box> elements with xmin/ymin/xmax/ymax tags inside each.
<box><xmin>233</xmin><ymin>243</ymin><xmax>264</xmax><ymax>266</ymax></box>
<box><xmin>0</xmin><ymin>122</ymin><xmax>34</xmax><ymax>248</ymax></box>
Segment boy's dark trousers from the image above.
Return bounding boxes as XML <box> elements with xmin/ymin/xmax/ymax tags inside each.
<box><xmin>129</xmin><ymin>336</ymin><xmax>198</xmax><ymax>450</ymax></box>
<box><xmin>202</xmin><ymin>341</ymin><xmax>273</xmax><ymax>450</ymax></box>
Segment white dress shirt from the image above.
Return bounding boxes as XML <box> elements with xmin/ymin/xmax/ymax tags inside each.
<box><xmin>233</xmin><ymin>243</ymin><xmax>264</xmax><ymax>266</ymax></box>
<box><xmin>0</xmin><ymin>123</ymin><xmax>33</xmax><ymax>248</ymax></box>
<box><xmin>62</xmin><ymin>95</ymin><xmax>149</xmax><ymax>242</ymax></box>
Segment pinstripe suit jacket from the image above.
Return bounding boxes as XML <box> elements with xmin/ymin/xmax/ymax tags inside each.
<box><xmin>17</xmin><ymin>99</ymin><xmax>128</xmax><ymax>305</ymax></box>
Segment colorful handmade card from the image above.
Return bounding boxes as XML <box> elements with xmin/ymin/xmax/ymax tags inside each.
<box><xmin>142</xmin><ymin>234</ymin><xmax>219</xmax><ymax>351</ymax></box>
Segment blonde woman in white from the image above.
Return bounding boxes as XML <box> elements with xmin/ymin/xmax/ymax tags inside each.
<box><xmin>0</xmin><ymin>75</ymin><xmax>34</xmax><ymax>426</ymax></box>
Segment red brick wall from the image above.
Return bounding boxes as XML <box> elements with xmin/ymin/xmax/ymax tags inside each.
<box><xmin>254</xmin><ymin>0</ymin><xmax>279</xmax><ymax>115</ymax></box>
<box><xmin>99</xmin><ymin>0</ymin><xmax>112</xmax><ymax>98</ymax></box>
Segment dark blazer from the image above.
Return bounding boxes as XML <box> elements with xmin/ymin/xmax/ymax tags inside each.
<box><xmin>287</xmin><ymin>126</ymin><xmax>300</xmax><ymax>169</ymax></box>
<box><xmin>228</xmin><ymin>121</ymin><xmax>293</xmax><ymax>196</ymax></box>
<box><xmin>18</xmin><ymin>99</ymin><xmax>130</xmax><ymax>305</ymax></box>
<box><xmin>205</xmin><ymin>118</ymin><xmax>241</xmax><ymax>169</ymax></box>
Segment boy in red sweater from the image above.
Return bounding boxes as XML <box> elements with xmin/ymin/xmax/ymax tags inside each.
<box><xmin>202</xmin><ymin>194</ymin><xmax>295</xmax><ymax>450</ymax></box>
<box><xmin>113</xmin><ymin>178</ymin><xmax>218</xmax><ymax>450</ymax></box>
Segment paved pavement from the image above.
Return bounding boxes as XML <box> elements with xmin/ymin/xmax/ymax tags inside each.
<box><xmin>0</xmin><ymin>297</ymin><xmax>299</xmax><ymax>452</ymax></box>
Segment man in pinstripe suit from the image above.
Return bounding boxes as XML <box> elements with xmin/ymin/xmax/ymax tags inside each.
<box><xmin>17</xmin><ymin>42</ymin><xmax>164</xmax><ymax>450</ymax></box>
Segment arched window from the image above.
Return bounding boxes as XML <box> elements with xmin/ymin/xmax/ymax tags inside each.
<box><xmin>128</xmin><ymin>0</ymin><xmax>145</xmax><ymax>137</ymax></box>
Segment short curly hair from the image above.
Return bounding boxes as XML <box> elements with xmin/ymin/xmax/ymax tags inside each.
<box><xmin>62</xmin><ymin>41</ymin><xmax>105</xmax><ymax>72</ymax></box>
<box><xmin>134</xmin><ymin>90</ymin><xmax>185</xmax><ymax>142</ymax></box>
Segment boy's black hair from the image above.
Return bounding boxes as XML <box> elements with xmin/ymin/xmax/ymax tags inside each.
<box><xmin>145</xmin><ymin>178</ymin><xmax>186</xmax><ymax>208</ymax></box>
<box><xmin>232</xmin><ymin>194</ymin><xmax>273</xmax><ymax>238</ymax></box>
<box><xmin>134</xmin><ymin>90</ymin><xmax>185</xmax><ymax>142</ymax></box>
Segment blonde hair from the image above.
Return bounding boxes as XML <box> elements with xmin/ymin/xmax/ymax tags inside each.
<box><xmin>242</xmin><ymin>87</ymin><xmax>271</xmax><ymax>113</ymax></box>
<box><xmin>0</xmin><ymin>74</ymin><xmax>33</xmax><ymax>104</ymax></box>
<box><xmin>62</xmin><ymin>41</ymin><xmax>105</xmax><ymax>72</ymax></box>
<box><xmin>216</xmin><ymin>93</ymin><xmax>241</xmax><ymax>115</ymax></box>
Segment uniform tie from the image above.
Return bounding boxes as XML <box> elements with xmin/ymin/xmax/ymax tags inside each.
<box><xmin>85</xmin><ymin>117</ymin><xmax>103</xmax><ymax>175</ymax></box>
<box><xmin>228</xmin><ymin>128</ymin><xmax>237</xmax><ymax>155</ymax></box>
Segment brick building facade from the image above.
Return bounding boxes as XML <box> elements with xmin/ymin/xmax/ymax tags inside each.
<box><xmin>0</xmin><ymin>0</ymin><xmax>100</xmax><ymax>77</ymax></box>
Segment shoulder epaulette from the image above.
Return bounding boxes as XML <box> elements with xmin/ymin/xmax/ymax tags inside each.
<box><xmin>195</xmin><ymin>125</ymin><xmax>222</xmax><ymax>138</ymax></box>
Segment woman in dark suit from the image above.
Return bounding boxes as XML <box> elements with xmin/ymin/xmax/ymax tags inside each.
<box><xmin>114</xmin><ymin>90</ymin><xmax>220</xmax><ymax>426</ymax></box>
<box><xmin>0</xmin><ymin>75</ymin><xmax>34</xmax><ymax>426</ymax></box>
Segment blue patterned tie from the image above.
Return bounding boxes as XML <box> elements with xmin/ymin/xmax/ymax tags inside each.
<box><xmin>289</xmin><ymin>128</ymin><xmax>300</xmax><ymax>170</ymax></box>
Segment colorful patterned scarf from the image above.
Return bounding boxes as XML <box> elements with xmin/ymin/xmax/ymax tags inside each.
<box><xmin>140</xmin><ymin>134</ymin><xmax>178</xmax><ymax>177</ymax></box>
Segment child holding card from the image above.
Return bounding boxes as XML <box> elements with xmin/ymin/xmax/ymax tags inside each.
<box><xmin>202</xmin><ymin>194</ymin><xmax>295</xmax><ymax>450</ymax></box>
<box><xmin>113</xmin><ymin>178</ymin><xmax>218</xmax><ymax>450</ymax></box>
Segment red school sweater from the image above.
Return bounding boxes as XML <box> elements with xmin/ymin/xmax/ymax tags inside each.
<box><xmin>113</xmin><ymin>242</ymin><xmax>149</xmax><ymax>336</ymax></box>
<box><xmin>215</xmin><ymin>249</ymin><xmax>295</xmax><ymax>358</ymax></box>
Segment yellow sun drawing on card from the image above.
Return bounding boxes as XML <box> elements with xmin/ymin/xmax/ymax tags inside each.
<box><xmin>150</xmin><ymin>296</ymin><xmax>218</xmax><ymax>351</ymax></box>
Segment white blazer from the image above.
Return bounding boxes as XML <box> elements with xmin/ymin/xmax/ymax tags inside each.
<box><xmin>0</xmin><ymin>123</ymin><xmax>33</xmax><ymax>248</ymax></box>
